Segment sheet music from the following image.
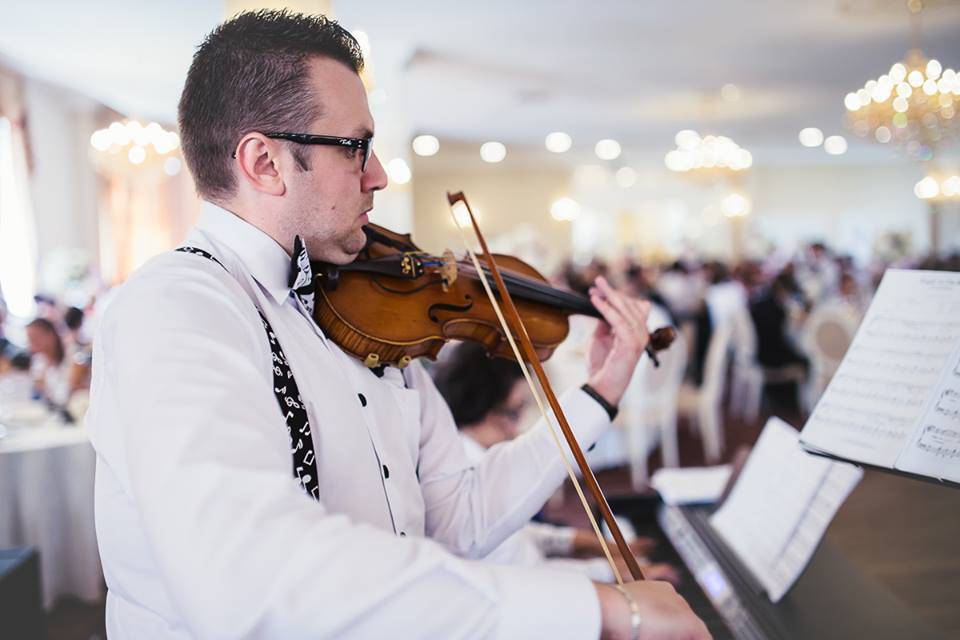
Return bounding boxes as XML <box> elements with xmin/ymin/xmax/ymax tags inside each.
<box><xmin>800</xmin><ymin>269</ymin><xmax>960</xmax><ymax>468</ymax></box>
<box><xmin>711</xmin><ymin>418</ymin><xmax>863</xmax><ymax>602</ymax></box>
<box><xmin>896</xmin><ymin>340</ymin><xmax>960</xmax><ymax>482</ymax></box>
<box><xmin>650</xmin><ymin>465</ymin><xmax>732</xmax><ymax>505</ymax></box>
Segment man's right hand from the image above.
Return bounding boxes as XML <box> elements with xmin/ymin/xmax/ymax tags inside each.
<box><xmin>595</xmin><ymin>580</ymin><xmax>711</xmax><ymax>640</ymax></box>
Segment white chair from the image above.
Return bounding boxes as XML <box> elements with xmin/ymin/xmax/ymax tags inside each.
<box><xmin>677</xmin><ymin>321</ymin><xmax>733</xmax><ymax>464</ymax></box>
<box><xmin>727</xmin><ymin>307</ymin><xmax>763</xmax><ymax>424</ymax></box>
<box><xmin>801</xmin><ymin>303</ymin><xmax>860</xmax><ymax>407</ymax></box>
<box><xmin>620</xmin><ymin>329</ymin><xmax>688</xmax><ymax>489</ymax></box>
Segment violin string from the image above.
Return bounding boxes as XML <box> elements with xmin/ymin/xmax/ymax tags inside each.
<box><xmin>458</xmin><ymin>262</ymin><xmax>598</xmax><ymax>316</ymax></box>
<box><xmin>447</xmin><ymin>206</ymin><xmax>625</xmax><ymax>586</ymax></box>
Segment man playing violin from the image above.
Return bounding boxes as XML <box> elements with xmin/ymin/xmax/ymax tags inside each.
<box><xmin>87</xmin><ymin>10</ymin><xmax>709</xmax><ymax>640</ymax></box>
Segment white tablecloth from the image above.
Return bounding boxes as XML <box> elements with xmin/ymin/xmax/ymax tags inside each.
<box><xmin>0</xmin><ymin>418</ymin><xmax>103</xmax><ymax>608</ymax></box>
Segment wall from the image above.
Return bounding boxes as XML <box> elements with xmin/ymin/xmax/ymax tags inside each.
<box><xmin>412</xmin><ymin>158</ymin><xmax>941</xmax><ymax>270</ymax></box>
<box><xmin>411</xmin><ymin>164</ymin><xmax>573</xmax><ymax>277</ymax></box>
<box><xmin>24</xmin><ymin>78</ymin><xmax>100</xmax><ymax>294</ymax></box>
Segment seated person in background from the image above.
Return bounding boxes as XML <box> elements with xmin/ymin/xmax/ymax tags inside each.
<box><xmin>749</xmin><ymin>271</ymin><xmax>810</xmax><ymax>412</ymax></box>
<box><xmin>63</xmin><ymin>306</ymin><xmax>93</xmax><ymax>393</ymax></box>
<box><xmin>25</xmin><ymin>318</ymin><xmax>72</xmax><ymax>410</ymax></box>
<box><xmin>433</xmin><ymin>341</ymin><xmax>680</xmax><ymax>584</ymax></box>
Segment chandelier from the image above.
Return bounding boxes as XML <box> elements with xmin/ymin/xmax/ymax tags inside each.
<box><xmin>89</xmin><ymin>119</ymin><xmax>182</xmax><ymax>176</ymax></box>
<box><xmin>664</xmin><ymin>129</ymin><xmax>753</xmax><ymax>178</ymax></box>
<box><xmin>914</xmin><ymin>172</ymin><xmax>960</xmax><ymax>200</ymax></box>
<box><xmin>843</xmin><ymin>3</ymin><xmax>959</xmax><ymax>160</ymax></box>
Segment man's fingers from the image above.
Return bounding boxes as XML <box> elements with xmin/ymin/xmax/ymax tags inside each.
<box><xmin>590</xmin><ymin>289</ymin><xmax>627</xmax><ymax>329</ymax></box>
<box><xmin>594</xmin><ymin>277</ymin><xmax>638</xmax><ymax>323</ymax></box>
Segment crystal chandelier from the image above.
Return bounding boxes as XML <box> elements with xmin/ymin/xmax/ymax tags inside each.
<box><xmin>915</xmin><ymin>172</ymin><xmax>960</xmax><ymax>200</ymax></box>
<box><xmin>89</xmin><ymin>119</ymin><xmax>182</xmax><ymax>176</ymax></box>
<box><xmin>664</xmin><ymin>129</ymin><xmax>753</xmax><ymax>178</ymax></box>
<box><xmin>843</xmin><ymin>3</ymin><xmax>959</xmax><ymax>160</ymax></box>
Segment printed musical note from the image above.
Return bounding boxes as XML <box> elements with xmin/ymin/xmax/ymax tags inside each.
<box><xmin>935</xmin><ymin>389</ymin><xmax>960</xmax><ymax>418</ymax></box>
<box><xmin>801</xmin><ymin>269</ymin><xmax>960</xmax><ymax>469</ymax></box>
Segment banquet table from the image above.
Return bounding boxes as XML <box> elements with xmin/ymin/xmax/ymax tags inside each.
<box><xmin>0</xmin><ymin>411</ymin><xmax>103</xmax><ymax>609</ymax></box>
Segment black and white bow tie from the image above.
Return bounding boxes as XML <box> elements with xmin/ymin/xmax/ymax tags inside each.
<box><xmin>288</xmin><ymin>235</ymin><xmax>316</xmax><ymax>315</ymax></box>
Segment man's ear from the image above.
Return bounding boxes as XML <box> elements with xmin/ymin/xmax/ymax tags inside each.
<box><xmin>234</xmin><ymin>133</ymin><xmax>287</xmax><ymax>196</ymax></box>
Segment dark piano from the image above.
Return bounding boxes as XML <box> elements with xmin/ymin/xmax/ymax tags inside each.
<box><xmin>608</xmin><ymin>496</ymin><xmax>947</xmax><ymax>640</ymax></box>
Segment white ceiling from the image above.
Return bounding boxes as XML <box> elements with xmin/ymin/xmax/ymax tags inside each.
<box><xmin>1</xmin><ymin>0</ymin><xmax>959</xmax><ymax>165</ymax></box>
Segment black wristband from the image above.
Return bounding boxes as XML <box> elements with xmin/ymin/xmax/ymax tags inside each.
<box><xmin>580</xmin><ymin>383</ymin><xmax>618</xmax><ymax>421</ymax></box>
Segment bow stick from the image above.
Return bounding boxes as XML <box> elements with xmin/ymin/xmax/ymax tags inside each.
<box><xmin>447</xmin><ymin>191</ymin><xmax>646</xmax><ymax>583</ymax></box>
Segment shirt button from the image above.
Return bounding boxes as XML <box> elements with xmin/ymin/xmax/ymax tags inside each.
<box><xmin>382</xmin><ymin>464</ymin><xmax>390</xmax><ymax>479</ymax></box>
<box><xmin>358</xmin><ymin>393</ymin><xmax>367</xmax><ymax>407</ymax></box>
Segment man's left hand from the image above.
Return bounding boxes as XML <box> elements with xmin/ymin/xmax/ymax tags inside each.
<box><xmin>585</xmin><ymin>276</ymin><xmax>652</xmax><ymax>407</ymax></box>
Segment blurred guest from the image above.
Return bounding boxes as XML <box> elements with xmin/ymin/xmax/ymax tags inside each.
<box><xmin>624</xmin><ymin>263</ymin><xmax>676</xmax><ymax>325</ymax></box>
<box><xmin>831</xmin><ymin>272</ymin><xmax>869</xmax><ymax>319</ymax></box>
<box><xmin>26</xmin><ymin>318</ymin><xmax>71</xmax><ymax>407</ymax></box>
<box><xmin>655</xmin><ymin>261</ymin><xmax>703</xmax><ymax>320</ymax></box>
<box><xmin>433</xmin><ymin>342</ymin><xmax>679</xmax><ymax>584</ymax></box>
<box><xmin>797</xmin><ymin>241</ymin><xmax>839</xmax><ymax>302</ymax></box>
<box><xmin>703</xmin><ymin>261</ymin><xmax>748</xmax><ymax>329</ymax></box>
<box><xmin>750</xmin><ymin>272</ymin><xmax>809</xmax><ymax>411</ymax></box>
<box><xmin>63</xmin><ymin>306</ymin><xmax>93</xmax><ymax>395</ymax></box>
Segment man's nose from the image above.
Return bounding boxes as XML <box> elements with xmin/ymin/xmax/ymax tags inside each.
<box><xmin>363</xmin><ymin>150</ymin><xmax>389</xmax><ymax>192</ymax></box>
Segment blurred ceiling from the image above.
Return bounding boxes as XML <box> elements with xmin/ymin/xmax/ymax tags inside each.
<box><xmin>1</xmin><ymin>0</ymin><xmax>959</xmax><ymax>165</ymax></box>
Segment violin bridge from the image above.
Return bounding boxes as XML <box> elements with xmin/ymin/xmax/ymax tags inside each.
<box><xmin>440</xmin><ymin>249</ymin><xmax>457</xmax><ymax>292</ymax></box>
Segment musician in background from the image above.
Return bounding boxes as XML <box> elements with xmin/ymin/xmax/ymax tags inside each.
<box><xmin>87</xmin><ymin>10</ymin><xmax>708</xmax><ymax>639</ymax></box>
<box><xmin>434</xmin><ymin>341</ymin><xmax>682</xmax><ymax>585</ymax></box>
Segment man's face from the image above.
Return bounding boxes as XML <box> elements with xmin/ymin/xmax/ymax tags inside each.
<box><xmin>278</xmin><ymin>57</ymin><xmax>388</xmax><ymax>264</ymax></box>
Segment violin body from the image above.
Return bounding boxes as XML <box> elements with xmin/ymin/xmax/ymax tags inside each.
<box><xmin>313</xmin><ymin>224</ymin><xmax>572</xmax><ymax>368</ymax></box>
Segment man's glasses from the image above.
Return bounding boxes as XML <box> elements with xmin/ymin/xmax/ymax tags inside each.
<box><xmin>265</xmin><ymin>132</ymin><xmax>372</xmax><ymax>171</ymax></box>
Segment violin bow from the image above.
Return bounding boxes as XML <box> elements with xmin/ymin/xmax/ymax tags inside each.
<box><xmin>446</xmin><ymin>191</ymin><xmax>645</xmax><ymax>583</ymax></box>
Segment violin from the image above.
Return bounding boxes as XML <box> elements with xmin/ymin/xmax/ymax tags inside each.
<box><xmin>312</xmin><ymin>223</ymin><xmax>676</xmax><ymax>369</ymax></box>
<box><xmin>313</xmin><ymin>193</ymin><xmax>677</xmax><ymax>583</ymax></box>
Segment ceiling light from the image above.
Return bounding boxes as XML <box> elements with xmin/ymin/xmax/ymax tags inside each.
<box><xmin>720</xmin><ymin>192</ymin><xmax>751</xmax><ymax>217</ymax></box>
<box><xmin>798</xmin><ymin>127</ymin><xmax>824</xmax><ymax>147</ymax></box>
<box><xmin>594</xmin><ymin>139</ymin><xmax>621</xmax><ymax>161</ymax></box>
<box><xmin>386</xmin><ymin>158</ymin><xmax>411</xmax><ymax>184</ymax></box>
<box><xmin>550</xmin><ymin>197</ymin><xmax>581</xmax><ymax>221</ymax></box>
<box><xmin>545</xmin><ymin>131</ymin><xmax>572</xmax><ymax>153</ymax></box>
<box><xmin>412</xmin><ymin>134</ymin><xmax>439</xmax><ymax>157</ymax></box>
<box><xmin>823</xmin><ymin>135</ymin><xmax>848</xmax><ymax>155</ymax></box>
<box><xmin>480</xmin><ymin>141</ymin><xmax>506</xmax><ymax>163</ymax></box>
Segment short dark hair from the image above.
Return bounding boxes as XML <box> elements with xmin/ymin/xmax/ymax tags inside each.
<box><xmin>27</xmin><ymin>318</ymin><xmax>64</xmax><ymax>365</ymax></box>
<box><xmin>432</xmin><ymin>342</ymin><xmax>524</xmax><ymax>428</ymax></box>
<box><xmin>178</xmin><ymin>10</ymin><xmax>364</xmax><ymax>201</ymax></box>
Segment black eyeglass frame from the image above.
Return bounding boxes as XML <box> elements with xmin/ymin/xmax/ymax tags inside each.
<box><xmin>262</xmin><ymin>132</ymin><xmax>372</xmax><ymax>171</ymax></box>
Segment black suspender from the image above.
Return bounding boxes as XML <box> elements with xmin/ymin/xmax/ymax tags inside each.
<box><xmin>176</xmin><ymin>247</ymin><xmax>320</xmax><ymax>501</ymax></box>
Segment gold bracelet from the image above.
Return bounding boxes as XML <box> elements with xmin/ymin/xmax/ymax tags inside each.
<box><xmin>613</xmin><ymin>584</ymin><xmax>642</xmax><ymax>640</ymax></box>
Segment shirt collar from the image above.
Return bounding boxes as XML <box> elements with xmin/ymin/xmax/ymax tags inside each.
<box><xmin>195</xmin><ymin>200</ymin><xmax>293</xmax><ymax>306</ymax></box>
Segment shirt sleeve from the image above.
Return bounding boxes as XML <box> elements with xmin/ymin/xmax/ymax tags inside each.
<box><xmin>406</xmin><ymin>360</ymin><xmax>612</xmax><ymax>559</ymax></box>
<box><xmin>90</xmin><ymin>256</ymin><xmax>601</xmax><ymax>640</ymax></box>
<box><xmin>525</xmin><ymin>522</ymin><xmax>578</xmax><ymax>556</ymax></box>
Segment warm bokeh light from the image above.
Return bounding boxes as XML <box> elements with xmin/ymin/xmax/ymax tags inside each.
<box><xmin>615</xmin><ymin>167</ymin><xmax>637</xmax><ymax>188</ymax></box>
<box><xmin>823</xmin><ymin>136</ymin><xmax>847</xmax><ymax>155</ymax></box>
<box><xmin>594</xmin><ymin>139</ymin><xmax>621</xmax><ymax>161</ymax></box>
<box><xmin>550</xmin><ymin>197</ymin><xmax>581</xmax><ymax>221</ymax></box>
<box><xmin>480</xmin><ymin>141</ymin><xmax>506</xmax><ymax>163</ymax></box>
<box><xmin>412</xmin><ymin>134</ymin><xmax>439</xmax><ymax>157</ymax></box>
<box><xmin>545</xmin><ymin>131</ymin><xmax>572</xmax><ymax>153</ymax></box>
<box><xmin>386</xmin><ymin>158</ymin><xmax>411</xmax><ymax>184</ymax></box>
<box><xmin>798</xmin><ymin>128</ymin><xmax>824</xmax><ymax>147</ymax></box>
<box><xmin>720</xmin><ymin>192</ymin><xmax>751</xmax><ymax>217</ymax></box>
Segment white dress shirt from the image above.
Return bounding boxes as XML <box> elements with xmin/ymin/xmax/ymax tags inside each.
<box><xmin>461</xmin><ymin>436</ymin><xmax>616</xmax><ymax>583</ymax></box>
<box><xmin>87</xmin><ymin>201</ymin><xmax>611</xmax><ymax>639</ymax></box>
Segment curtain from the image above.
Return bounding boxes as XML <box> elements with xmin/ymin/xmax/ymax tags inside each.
<box><xmin>0</xmin><ymin>68</ymin><xmax>38</xmax><ymax>318</ymax></box>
